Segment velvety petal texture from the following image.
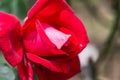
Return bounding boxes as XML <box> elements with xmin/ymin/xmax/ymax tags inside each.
<box><xmin>23</xmin><ymin>20</ymin><xmax>67</xmax><ymax>57</ymax></box>
<box><xmin>28</xmin><ymin>0</ymin><xmax>73</xmax><ymax>19</ymax></box>
<box><xmin>34</xmin><ymin>56</ymin><xmax>80</xmax><ymax>80</ymax></box>
<box><xmin>0</xmin><ymin>12</ymin><xmax>23</xmax><ymax>66</ymax></box>
<box><xmin>0</xmin><ymin>0</ymin><xmax>89</xmax><ymax>80</ymax></box>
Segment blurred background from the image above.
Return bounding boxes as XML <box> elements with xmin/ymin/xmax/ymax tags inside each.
<box><xmin>0</xmin><ymin>0</ymin><xmax>120</xmax><ymax>80</ymax></box>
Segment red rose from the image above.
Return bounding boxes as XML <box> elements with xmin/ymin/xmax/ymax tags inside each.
<box><xmin>0</xmin><ymin>0</ymin><xmax>89</xmax><ymax>80</ymax></box>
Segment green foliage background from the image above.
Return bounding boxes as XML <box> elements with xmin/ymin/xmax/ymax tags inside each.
<box><xmin>0</xmin><ymin>0</ymin><xmax>35</xmax><ymax>20</ymax></box>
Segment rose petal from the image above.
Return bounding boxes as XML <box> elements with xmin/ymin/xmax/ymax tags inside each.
<box><xmin>34</xmin><ymin>56</ymin><xmax>80</xmax><ymax>80</ymax></box>
<box><xmin>0</xmin><ymin>12</ymin><xmax>23</xmax><ymax>66</ymax></box>
<box><xmin>44</xmin><ymin>24</ymin><xmax>71</xmax><ymax>49</ymax></box>
<box><xmin>26</xmin><ymin>53</ymin><xmax>63</xmax><ymax>72</ymax></box>
<box><xmin>17</xmin><ymin>60</ymin><xmax>27</xmax><ymax>80</ymax></box>
<box><xmin>28</xmin><ymin>0</ymin><xmax>49</xmax><ymax>18</ymax></box>
<box><xmin>28</xmin><ymin>0</ymin><xmax>73</xmax><ymax>19</ymax></box>
<box><xmin>17</xmin><ymin>59</ymin><xmax>33</xmax><ymax>80</ymax></box>
<box><xmin>59</xmin><ymin>10</ymin><xmax>89</xmax><ymax>53</ymax></box>
<box><xmin>27</xmin><ymin>60</ymin><xmax>34</xmax><ymax>80</ymax></box>
<box><xmin>23</xmin><ymin>19</ymin><xmax>67</xmax><ymax>57</ymax></box>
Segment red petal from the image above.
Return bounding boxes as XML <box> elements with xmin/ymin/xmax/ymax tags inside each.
<box><xmin>28</xmin><ymin>0</ymin><xmax>49</xmax><ymax>18</ymax></box>
<box><xmin>27</xmin><ymin>60</ymin><xmax>34</xmax><ymax>80</ymax></box>
<box><xmin>43</xmin><ymin>23</ymin><xmax>71</xmax><ymax>49</ymax></box>
<box><xmin>17</xmin><ymin>59</ymin><xmax>34</xmax><ymax>80</ymax></box>
<box><xmin>26</xmin><ymin>53</ymin><xmax>63</xmax><ymax>72</ymax></box>
<box><xmin>59</xmin><ymin>10</ymin><xmax>89</xmax><ymax>53</ymax></box>
<box><xmin>28</xmin><ymin>0</ymin><xmax>73</xmax><ymax>19</ymax></box>
<box><xmin>34</xmin><ymin>56</ymin><xmax>80</xmax><ymax>80</ymax></box>
<box><xmin>23</xmin><ymin>20</ymin><xmax>67</xmax><ymax>57</ymax></box>
<box><xmin>0</xmin><ymin>12</ymin><xmax>23</xmax><ymax>66</ymax></box>
<box><xmin>17</xmin><ymin>60</ymin><xmax>27</xmax><ymax>80</ymax></box>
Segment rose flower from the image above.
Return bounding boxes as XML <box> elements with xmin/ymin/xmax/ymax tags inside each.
<box><xmin>0</xmin><ymin>0</ymin><xmax>89</xmax><ymax>80</ymax></box>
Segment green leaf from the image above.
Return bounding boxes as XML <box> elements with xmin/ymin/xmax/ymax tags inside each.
<box><xmin>10</xmin><ymin>0</ymin><xmax>28</xmax><ymax>20</ymax></box>
<box><xmin>0</xmin><ymin>63</ymin><xmax>15</xmax><ymax>80</ymax></box>
<box><xmin>0</xmin><ymin>0</ymin><xmax>28</xmax><ymax>20</ymax></box>
<box><xmin>0</xmin><ymin>0</ymin><xmax>36</xmax><ymax>20</ymax></box>
<box><xmin>0</xmin><ymin>52</ymin><xmax>7</xmax><ymax>64</ymax></box>
<box><xmin>0</xmin><ymin>0</ymin><xmax>12</xmax><ymax>13</ymax></box>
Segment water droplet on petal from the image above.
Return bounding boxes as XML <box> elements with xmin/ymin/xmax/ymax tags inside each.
<box><xmin>80</xmin><ymin>44</ymin><xmax>83</xmax><ymax>47</ymax></box>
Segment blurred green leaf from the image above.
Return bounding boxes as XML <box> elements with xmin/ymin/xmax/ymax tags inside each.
<box><xmin>0</xmin><ymin>52</ymin><xmax>8</xmax><ymax>64</ymax></box>
<box><xmin>0</xmin><ymin>63</ymin><xmax>15</xmax><ymax>80</ymax></box>
<box><xmin>0</xmin><ymin>0</ymin><xmax>11</xmax><ymax>12</ymax></box>
<box><xmin>23</xmin><ymin>0</ymin><xmax>36</xmax><ymax>9</ymax></box>
<box><xmin>0</xmin><ymin>0</ymin><xmax>28</xmax><ymax>20</ymax></box>
<box><xmin>10</xmin><ymin>0</ymin><xmax>28</xmax><ymax>20</ymax></box>
<box><xmin>0</xmin><ymin>0</ymin><xmax>36</xmax><ymax>20</ymax></box>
